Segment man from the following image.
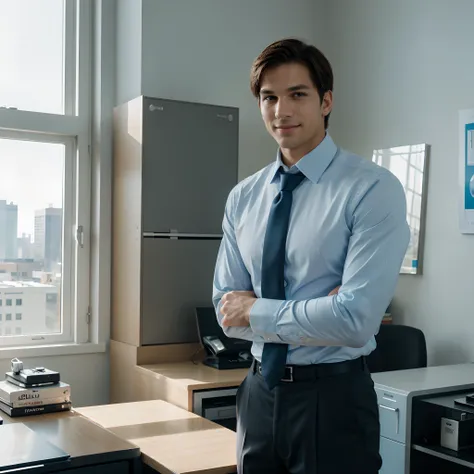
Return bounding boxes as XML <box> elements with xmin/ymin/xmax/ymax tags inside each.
<box><xmin>212</xmin><ymin>38</ymin><xmax>410</xmax><ymax>474</ymax></box>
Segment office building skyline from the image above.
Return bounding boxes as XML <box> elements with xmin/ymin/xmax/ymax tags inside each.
<box><xmin>0</xmin><ymin>199</ymin><xmax>62</xmax><ymax>266</ymax></box>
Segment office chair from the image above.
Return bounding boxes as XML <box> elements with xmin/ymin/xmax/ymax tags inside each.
<box><xmin>366</xmin><ymin>324</ymin><xmax>427</xmax><ymax>373</ymax></box>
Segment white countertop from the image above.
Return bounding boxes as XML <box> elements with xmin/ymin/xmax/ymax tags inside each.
<box><xmin>372</xmin><ymin>362</ymin><xmax>474</xmax><ymax>396</ymax></box>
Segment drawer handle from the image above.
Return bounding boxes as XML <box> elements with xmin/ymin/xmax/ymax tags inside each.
<box><xmin>379</xmin><ymin>404</ymin><xmax>400</xmax><ymax>434</ymax></box>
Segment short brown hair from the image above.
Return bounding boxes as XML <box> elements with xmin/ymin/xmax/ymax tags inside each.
<box><xmin>250</xmin><ymin>38</ymin><xmax>334</xmax><ymax>128</ymax></box>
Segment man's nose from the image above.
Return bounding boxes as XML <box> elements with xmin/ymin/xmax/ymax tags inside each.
<box><xmin>275</xmin><ymin>97</ymin><xmax>293</xmax><ymax>119</ymax></box>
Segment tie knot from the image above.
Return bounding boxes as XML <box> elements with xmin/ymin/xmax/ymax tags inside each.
<box><xmin>279</xmin><ymin>170</ymin><xmax>306</xmax><ymax>192</ymax></box>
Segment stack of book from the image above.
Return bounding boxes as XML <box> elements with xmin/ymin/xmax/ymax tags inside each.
<box><xmin>0</xmin><ymin>380</ymin><xmax>71</xmax><ymax>417</ymax></box>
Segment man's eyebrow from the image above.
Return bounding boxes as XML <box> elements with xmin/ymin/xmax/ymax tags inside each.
<box><xmin>287</xmin><ymin>84</ymin><xmax>311</xmax><ymax>92</ymax></box>
<box><xmin>260</xmin><ymin>84</ymin><xmax>311</xmax><ymax>95</ymax></box>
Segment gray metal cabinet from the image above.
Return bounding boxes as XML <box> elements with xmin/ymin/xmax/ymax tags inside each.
<box><xmin>141</xmin><ymin>97</ymin><xmax>238</xmax><ymax>235</ymax></box>
<box><xmin>112</xmin><ymin>95</ymin><xmax>238</xmax><ymax>347</ymax></box>
<box><xmin>141</xmin><ymin>238</ymin><xmax>221</xmax><ymax>345</ymax></box>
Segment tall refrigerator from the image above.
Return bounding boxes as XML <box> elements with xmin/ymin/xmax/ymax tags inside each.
<box><xmin>111</xmin><ymin>96</ymin><xmax>238</xmax><ymax>347</ymax></box>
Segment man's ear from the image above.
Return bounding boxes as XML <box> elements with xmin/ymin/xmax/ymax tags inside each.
<box><xmin>322</xmin><ymin>90</ymin><xmax>333</xmax><ymax>116</ymax></box>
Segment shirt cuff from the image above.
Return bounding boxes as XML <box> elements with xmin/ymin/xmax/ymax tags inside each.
<box><xmin>249</xmin><ymin>298</ymin><xmax>285</xmax><ymax>341</ymax></box>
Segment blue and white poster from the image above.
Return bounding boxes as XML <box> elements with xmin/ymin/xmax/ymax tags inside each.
<box><xmin>459</xmin><ymin>109</ymin><xmax>474</xmax><ymax>233</ymax></box>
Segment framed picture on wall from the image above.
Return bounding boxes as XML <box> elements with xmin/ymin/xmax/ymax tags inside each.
<box><xmin>459</xmin><ymin>109</ymin><xmax>474</xmax><ymax>234</ymax></box>
<box><xmin>372</xmin><ymin>143</ymin><xmax>430</xmax><ymax>275</ymax></box>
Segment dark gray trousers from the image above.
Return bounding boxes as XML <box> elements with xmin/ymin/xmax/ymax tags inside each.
<box><xmin>236</xmin><ymin>361</ymin><xmax>382</xmax><ymax>474</ymax></box>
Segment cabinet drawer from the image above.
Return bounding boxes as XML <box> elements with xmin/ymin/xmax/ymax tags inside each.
<box><xmin>379</xmin><ymin>437</ymin><xmax>406</xmax><ymax>474</ymax></box>
<box><xmin>375</xmin><ymin>388</ymin><xmax>407</xmax><ymax>443</ymax></box>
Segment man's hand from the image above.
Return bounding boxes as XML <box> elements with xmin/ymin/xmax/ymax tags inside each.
<box><xmin>220</xmin><ymin>291</ymin><xmax>257</xmax><ymax>327</ymax></box>
<box><xmin>328</xmin><ymin>285</ymin><xmax>341</xmax><ymax>296</ymax></box>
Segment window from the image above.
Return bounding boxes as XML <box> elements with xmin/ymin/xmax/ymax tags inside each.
<box><xmin>6</xmin><ymin>314</ymin><xmax>12</xmax><ymax>321</ymax></box>
<box><xmin>0</xmin><ymin>0</ymin><xmax>91</xmax><ymax>348</ymax></box>
<box><xmin>5</xmin><ymin>327</ymin><xmax>11</xmax><ymax>335</ymax></box>
<box><xmin>0</xmin><ymin>314</ymin><xmax>2</xmax><ymax>321</ymax></box>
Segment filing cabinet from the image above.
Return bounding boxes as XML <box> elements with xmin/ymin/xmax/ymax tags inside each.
<box><xmin>372</xmin><ymin>363</ymin><xmax>474</xmax><ymax>474</ymax></box>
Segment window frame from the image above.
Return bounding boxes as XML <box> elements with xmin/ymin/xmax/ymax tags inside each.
<box><xmin>0</xmin><ymin>0</ymin><xmax>91</xmax><ymax>348</ymax></box>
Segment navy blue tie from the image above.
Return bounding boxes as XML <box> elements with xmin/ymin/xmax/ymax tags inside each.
<box><xmin>260</xmin><ymin>169</ymin><xmax>306</xmax><ymax>389</ymax></box>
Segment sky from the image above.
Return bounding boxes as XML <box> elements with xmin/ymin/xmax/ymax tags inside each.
<box><xmin>0</xmin><ymin>0</ymin><xmax>65</xmax><ymax>238</ymax></box>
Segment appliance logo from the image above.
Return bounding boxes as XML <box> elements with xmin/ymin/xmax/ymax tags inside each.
<box><xmin>149</xmin><ymin>104</ymin><xmax>164</xmax><ymax>112</ymax></box>
<box><xmin>217</xmin><ymin>114</ymin><xmax>234</xmax><ymax>122</ymax></box>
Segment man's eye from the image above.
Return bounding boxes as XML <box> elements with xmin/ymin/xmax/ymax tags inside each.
<box><xmin>263</xmin><ymin>96</ymin><xmax>276</xmax><ymax>102</ymax></box>
<box><xmin>293</xmin><ymin>92</ymin><xmax>307</xmax><ymax>98</ymax></box>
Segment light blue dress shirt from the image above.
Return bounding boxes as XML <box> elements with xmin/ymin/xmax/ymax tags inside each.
<box><xmin>212</xmin><ymin>134</ymin><xmax>410</xmax><ymax>365</ymax></box>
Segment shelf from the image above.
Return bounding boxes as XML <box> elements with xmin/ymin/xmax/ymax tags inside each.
<box><xmin>412</xmin><ymin>443</ymin><xmax>474</xmax><ymax>469</ymax></box>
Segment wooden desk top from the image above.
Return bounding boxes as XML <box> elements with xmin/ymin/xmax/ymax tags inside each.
<box><xmin>77</xmin><ymin>399</ymin><xmax>237</xmax><ymax>474</ymax></box>
<box><xmin>0</xmin><ymin>409</ymin><xmax>140</xmax><ymax>468</ymax></box>
<box><xmin>137</xmin><ymin>360</ymin><xmax>247</xmax><ymax>392</ymax></box>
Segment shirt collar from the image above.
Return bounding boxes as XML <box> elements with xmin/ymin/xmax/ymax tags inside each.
<box><xmin>268</xmin><ymin>133</ymin><xmax>339</xmax><ymax>185</ymax></box>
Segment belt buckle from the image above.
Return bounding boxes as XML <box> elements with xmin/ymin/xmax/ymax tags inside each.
<box><xmin>281</xmin><ymin>366</ymin><xmax>294</xmax><ymax>382</ymax></box>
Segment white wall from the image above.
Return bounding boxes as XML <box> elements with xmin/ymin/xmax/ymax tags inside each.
<box><xmin>115</xmin><ymin>0</ymin><xmax>142</xmax><ymax>105</ymax></box>
<box><xmin>322</xmin><ymin>0</ymin><xmax>474</xmax><ymax>365</ymax></box>
<box><xmin>140</xmin><ymin>0</ymin><xmax>325</xmax><ymax>179</ymax></box>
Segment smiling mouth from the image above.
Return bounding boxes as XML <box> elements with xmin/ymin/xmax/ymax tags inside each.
<box><xmin>275</xmin><ymin>125</ymin><xmax>300</xmax><ymax>132</ymax></box>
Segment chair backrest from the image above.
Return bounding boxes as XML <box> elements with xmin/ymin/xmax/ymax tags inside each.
<box><xmin>366</xmin><ymin>324</ymin><xmax>427</xmax><ymax>373</ymax></box>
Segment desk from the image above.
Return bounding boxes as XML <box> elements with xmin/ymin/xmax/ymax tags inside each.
<box><xmin>136</xmin><ymin>361</ymin><xmax>247</xmax><ymax>412</ymax></box>
<box><xmin>77</xmin><ymin>399</ymin><xmax>237</xmax><ymax>474</ymax></box>
<box><xmin>1</xmin><ymin>409</ymin><xmax>141</xmax><ymax>473</ymax></box>
<box><xmin>372</xmin><ymin>362</ymin><xmax>474</xmax><ymax>474</ymax></box>
<box><xmin>110</xmin><ymin>340</ymin><xmax>247</xmax><ymax>417</ymax></box>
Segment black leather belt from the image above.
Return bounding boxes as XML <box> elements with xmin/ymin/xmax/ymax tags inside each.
<box><xmin>253</xmin><ymin>356</ymin><xmax>368</xmax><ymax>383</ymax></box>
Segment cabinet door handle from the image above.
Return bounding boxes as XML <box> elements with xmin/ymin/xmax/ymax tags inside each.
<box><xmin>379</xmin><ymin>404</ymin><xmax>400</xmax><ymax>434</ymax></box>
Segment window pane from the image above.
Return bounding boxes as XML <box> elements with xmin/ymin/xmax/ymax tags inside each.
<box><xmin>0</xmin><ymin>138</ymin><xmax>64</xmax><ymax>336</ymax></box>
<box><xmin>408</xmin><ymin>166</ymin><xmax>416</xmax><ymax>191</ymax></box>
<box><xmin>0</xmin><ymin>0</ymin><xmax>65</xmax><ymax>114</ymax></box>
<box><xmin>389</xmin><ymin>155</ymin><xmax>408</xmax><ymax>189</ymax></box>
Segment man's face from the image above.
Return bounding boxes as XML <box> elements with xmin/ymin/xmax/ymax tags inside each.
<box><xmin>259</xmin><ymin>62</ymin><xmax>332</xmax><ymax>157</ymax></box>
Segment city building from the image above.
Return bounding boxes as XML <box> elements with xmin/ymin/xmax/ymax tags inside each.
<box><xmin>0</xmin><ymin>200</ymin><xmax>18</xmax><ymax>260</ymax></box>
<box><xmin>17</xmin><ymin>233</ymin><xmax>34</xmax><ymax>259</ymax></box>
<box><xmin>0</xmin><ymin>259</ymin><xmax>42</xmax><ymax>281</ymax></box>
<box><xmin>0</xmin><ymin>280</ymin><xmax>59</xmax><ymax>336</ymax></box>
<box><xmin>34</xmin><ymin>206</ymin><xmax>63</xmax><ymax>272</ymax></box>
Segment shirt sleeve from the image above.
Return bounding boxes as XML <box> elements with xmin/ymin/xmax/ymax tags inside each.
<box><xmin>212</xmin><ymin>187</ymin><xmax>265</xmax><ymax>342</ymax></box>
<box><xmin>249</xmin><ymin>170</ymin><xmax>411</xmax><ymax>347</ymax></box>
